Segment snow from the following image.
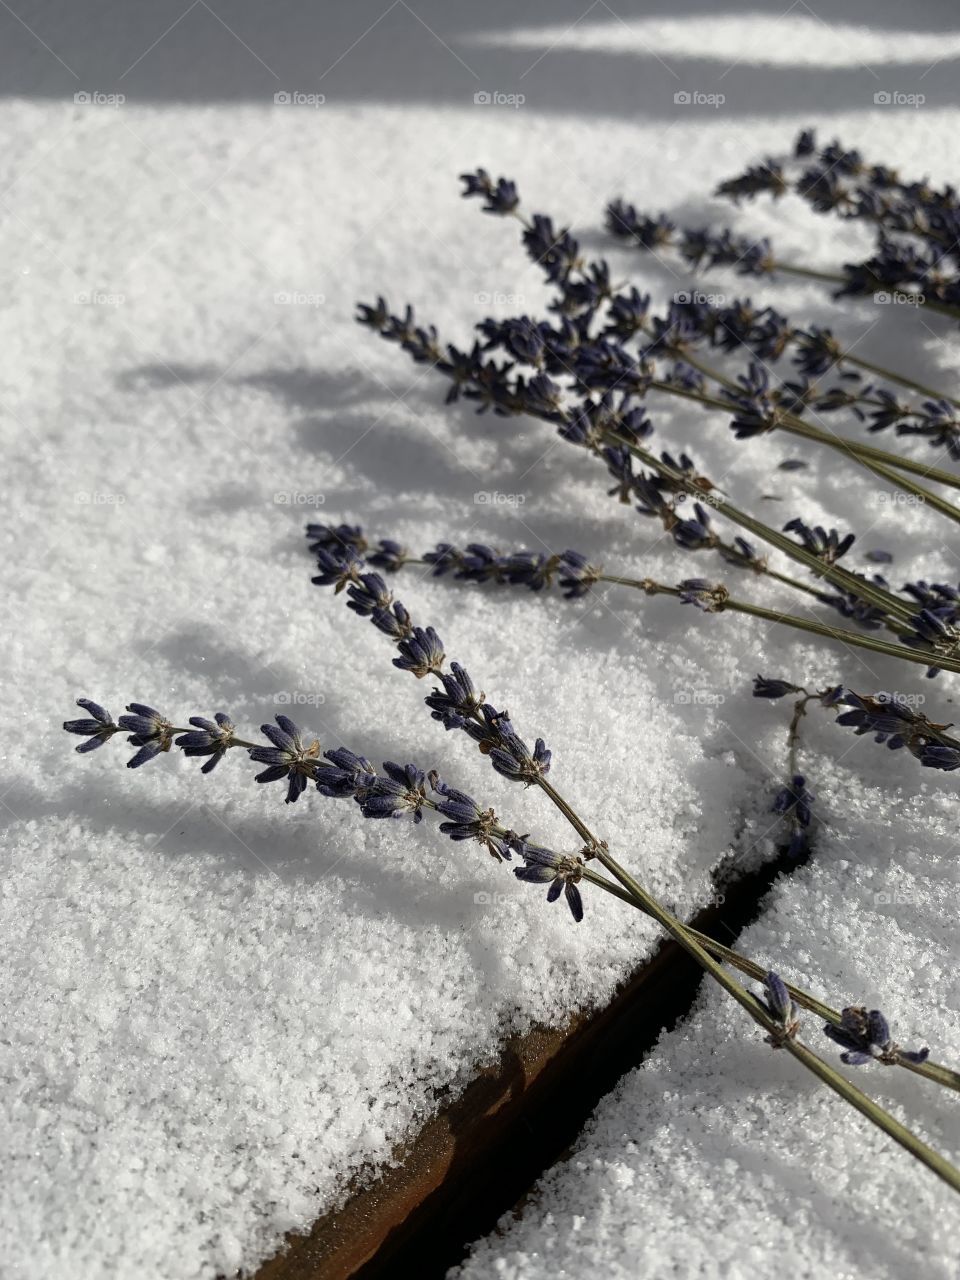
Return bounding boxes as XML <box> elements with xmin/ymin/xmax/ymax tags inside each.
<box><xmin>3</xmin><ymin>3</ymin><xmax>960</xmax><ymax>1278</ymax></box>
<box><xmin>468</xmin><ymin>15</ymin><xmax>960</xmax><ymax>69</ymax></box>
<box><xmin>453</xmin><ymin>780</ymin><xmax>960</xmax><ymax>1280</ymax></box>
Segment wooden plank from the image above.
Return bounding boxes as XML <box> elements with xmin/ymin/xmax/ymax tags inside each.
<box><xmin>252</xmin><ymin>863</ymin><xmax>782</xmax><ymax>1280</ymax></box>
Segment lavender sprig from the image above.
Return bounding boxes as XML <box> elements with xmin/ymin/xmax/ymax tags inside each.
<box><xmin>360</xmin><ymin>183</ymin><xmax>960</xmax><ymax>625</ymax></box>
<box><xmin>308</xmin><ymin>556</ymin><xmax>555</xmax><ymax>790</ymax></box>
<box><xmin>61</xmin><ymin>697</ymin><xmax>594</xmax><ymax>916</ymax></box>
<box><xmin>714</xmin><ymin>128</ymin><xmax>960</xmax><ymax>322</ymax></box>
<box><xmin>753</xmin><ymin>679</ymin><xmax>960</xmax><ymax>773</ymax></box>
<box><xmin>61</xmin><ymin>694</ymin><xmax>960</xmax><ymax>1107</ymax></box>
<box><xmin>461</xmin><ymin>168</ymin><xmax>960</xmax><ymax>547</ymax></box>
<box><xmin>306</xmin><ymin>525</ymin><xmax>960</xmax><ymax>692</ymax></box>
<box><xmin>606</xmin><ymin>206</ymin><xmax>960</xmax><ymax>422</ymax></box>
<box><xmin>303</xmin><ymin>538</ymin><xmax>960</xmax><ymax>1130</ymax></box>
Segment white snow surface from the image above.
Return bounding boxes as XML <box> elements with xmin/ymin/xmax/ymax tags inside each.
<box><xmin>3</xmin><ymin>3</ymin><xmax>960</xmax><ymax>1277</ymax></box>
<box><xmin>454</xmin><ymin>792</ymin><xmax>960</xmax><ymax>1280</ymax></box>
<box><xmin>469</xmin><ymin>15</ymin><xmax>960</xmax><ymax>69</ymax></box>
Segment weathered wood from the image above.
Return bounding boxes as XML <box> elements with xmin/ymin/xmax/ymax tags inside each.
<box><xmin>252</xmin><ymin>863</ymin><xmax>783</xmax><ymax>1280</ymax></box>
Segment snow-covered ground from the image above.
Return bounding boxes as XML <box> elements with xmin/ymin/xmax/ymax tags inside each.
<box><xmin>3</xmin><ymin>3</ymin><xmax>960</xmax><ymax>1277</ymax></box>
<box><xmin>454</xmin><ymin>796</ymin><xmax>960</xmax><ymax>1280</ymax></box>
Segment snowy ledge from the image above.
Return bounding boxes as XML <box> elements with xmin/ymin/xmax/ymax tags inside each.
<box><xmin>252</xmin><ymin>864</ymin><xmax>784</xmax><ymax>1280</ymax></box>
<box><xmin>8</xmin><ymin>54</ymin><xmax>960</xmax><ymax>1279</ymax></box>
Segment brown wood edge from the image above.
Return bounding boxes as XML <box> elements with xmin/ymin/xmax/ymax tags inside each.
<box><xmin>250</xmin><ymin>965</ymin><xmax>664</xmax><ymax>1280</ymax></box>
<box><xmin>247</xmin><ymin>861</ymin><xmax>778</xmax><ymax>1280</ymax></box>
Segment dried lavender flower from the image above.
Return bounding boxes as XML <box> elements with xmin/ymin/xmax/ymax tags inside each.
<box><xmin>677</xmin><ymin>579</ymin><xmax>729</xmax><ymax>611</ymax></box>
<box><xmin>759</xmin><ymin>971</ymin><xmax>800</xmax><ymax>1046</ymax></box>
<box><xmin>117</xmin><ymin>703</ymin><xmax>175</xmax><ymax>770</ymax></box>
<box><xmin>312</xmin><ymin>546</ymin><xmax>362</xmax><ymax>592</ymax></box>
<box><xmin>833</xmin><ymin>691</ymin><xmax>960</xmax><ymax>768</ymax></box>
<box><xmin>773</xmin><ymin>773</ymin><xmax>815</xmax><ymax>858</ymax></box>
<box><xmin>394</xmin><ymin>625</ymin><xmax>446</xmax><ymax>678</ymax></box>
<box><xmin>429</xmin><ymin>772</ymin><xmax>512</xmax><ymax>861</ymax></box>
<box><xmin>347</xmin><ymin>571</ymin><xmax>394</xmax><ymax>617</ymax></box>
<box><xmin>783</xmin><ymin>518</ymin><xmax>855</xmax><ymax>565</ymax></box>
<box><xmin>753</xmin><ymin>676</ymin><xmax>805</xmax><ymax>699</ymax></box>
<box><xmin>460</xmin><ymin>168</ymin><xmax>520</xmax><ymax>215</ymax></box>
<box><xmin>249</xmin><ymin>714</ymin><xmax>320</xmax><ymax>803</ymax></box>
<box><xmin>63</xmin><ymin>697</ymin><xmax>119</xmax><ymax>754</ymax></box>
<box><xmin>306</xmin><ymin>522</ymin><xmax>367</xmax><ymax>557</ymax></box>
<box><xmin>424</xmin><ymin>661</ymin><xmax>484</xmax><ymax>730</ymax></box>
<box><xmin>356</xmin><ymin>762</ymin><xmax>428</xmax><ymax>823</ymax></box>
<box><xmin>174</xmin><ymin>713</ymin><xmax>235</xmax><ymax>774</ymax></box>
<box><xmin>823</xmin><ymin>1006</ymin><xmax>930</xmax><ymax>1067</ymax></box>
<box><xmin>314</xmin><ymin>747</ymin><xmax>377</xmax><ymax>798</ymax></box>
<box><xmin>367</xmin><ymin>539</ymin><xmax>411</xmax><ymax>572</ymax></box>
<box><xmin>513</xmin><ymin>843</ymin><xmax>584</xmax><ymax>922</ymax></box>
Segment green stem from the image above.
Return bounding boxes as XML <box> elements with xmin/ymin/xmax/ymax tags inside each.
<box><xmin>536</xmin><ymin>775</ymin><xmax>598</xmax><ymax>848</ymax></box>
<box><xmin>773</xmin><ymin>261</ymin><xmax>960</xmax><ymax>322</ymax></box>
<box><xmin>716</xmin><ymin>595</ymin><xmax>955</xmax><ymax>672</ymax></box>
<box><xmin>679</xmin><ymin>348</ymin><xmax>960</xmax><ymax>508</ymax></box>
<box><xmin>651</xmin><ymin>361</ymin><xmax>960</xmax><ymax>502</ymax></box>
<box><xmin>845</xmin><ymin>353</ymin><xmax>960</xmax><ymax>410</ymax></box>
<box><xmin>578</xmin><ymin>836</ymin><xmax>960</xmax><ymax>1193</ymax></box>
<box><xmin>785</xmin><ymin>1038</ymin><xmax>960</xmax><ymax>1189</ymax></box>
<box><xmin>834</xmin><ymin>449</ymin><xmax>960</xmax><ymax>524</ymax></box>
<box><xmin>627</xmin><ymin>226</ymin><xmax>960</xmax><ymax>410</ymax></box>
<box><xmin>604</xmin><ymin>432</ymin><xmax>917</xmax><ymax>624</ymax></box>
<box><xmin>577</xmin><ymin>865</ymin><xmax>960</xmax><ymax>1092</ymax></box>
<box><xmin>398</xmin><ymin>555</ymin><xmax>948</xmax><ymax>674</ymax></box>
<box><xmin>763</xmin><ymin>566</ymin><xmax>824</xmax><ymax>600</ymax></box>
<box><xmin>786</xmin><ymin>694</ymin><xmax>811</xmax><ymax>780</ymax></box>
<box><xmin>773</xmin><ymin>261</ymin><xmax>848</xmax><ymax>286</ymax></box>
